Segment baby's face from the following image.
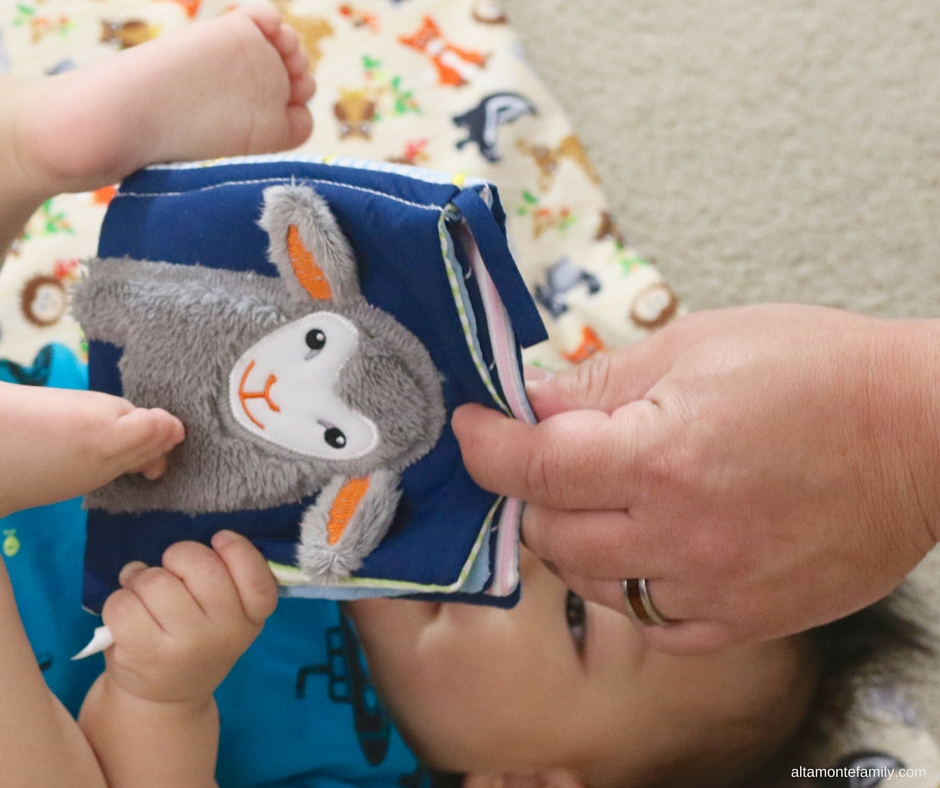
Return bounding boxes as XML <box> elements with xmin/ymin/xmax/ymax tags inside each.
<box><xmin>348</xmin><ymin>548</ymin><xmax>814</xmax><ymax>787</ymax></box>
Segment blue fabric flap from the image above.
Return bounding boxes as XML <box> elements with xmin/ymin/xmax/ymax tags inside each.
<box><xmin>454</xmin><ymin>188</ymin><xmax>548</xmax><ymax>349</ymax></box>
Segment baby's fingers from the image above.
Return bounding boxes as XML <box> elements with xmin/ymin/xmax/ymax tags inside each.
<box><xmin>118</xmin><ymin>560</ymin><xmax>148</xmax><ymax>588</ymax></box>
<box><xmin>92</xmin><ymin>403</ymin><xmax>183</xmax><ymax>481</ymax></box>
<box><xmin>110</xmin><ymin>407</ymin><xmax>184</xmax><ymax>467</ymax></box>
<box><xmin>101</xmin><ymin>585</ymin><xmax>164</xmax><ymax>655</ymax></box>
<box><xmin>211</xmin><ymin>531</ymin><xmax>278</xmax><ymax>626</ymax></box>
<box><xmin>133</xmin><ymin>454</ymin><xmax>168</xmax><ymax>481</ymax></box>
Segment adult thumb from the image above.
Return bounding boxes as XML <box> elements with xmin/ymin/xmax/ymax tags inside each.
<box><xmin>526</xmin><ymin>331</ymin><xmax>677</xmax><ymax>419</ymax></box>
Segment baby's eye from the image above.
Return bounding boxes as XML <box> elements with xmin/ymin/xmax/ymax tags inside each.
<box><xmin>305</xmin><ymin>329</ymin><xmax>326</xmax><ymax>358</ymax></box>
<box><xmin>566</xmin><ymin>590</ymin><xmax>587</xmax><ymax>656</ymax></box>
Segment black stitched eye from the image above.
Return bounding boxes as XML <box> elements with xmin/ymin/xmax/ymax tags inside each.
<box><xmin>324</xmin><ymin>427</ymin><xmax>346</xmax><ymax>449</ymax></box>
<box><xmin>305</xmin><ymin>329</ymin><xmax>326</xmax><ymax>351</ymax></box>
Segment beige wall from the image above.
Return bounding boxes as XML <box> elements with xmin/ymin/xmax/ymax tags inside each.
<box><xmin>504</xmin><ymin>0</ymin><xmax>940</xmax><ymax>318</ymax></box>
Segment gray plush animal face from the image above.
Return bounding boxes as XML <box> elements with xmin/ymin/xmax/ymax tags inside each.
<box><xmin>72</xmin><ymin>184</ymin><xmax>446</xmax><ymax>579</ymax></box>
<box><xmin>229</xmin><ymin>311</ymin><xmax>379</xmax><ymax>459</ymax></box>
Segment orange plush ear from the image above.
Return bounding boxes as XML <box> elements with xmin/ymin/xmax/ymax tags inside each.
<box><xmin>287</xmin><ymin>224</ymin><xmax>333</xmax><ymax>301</ymax></box>
<box><xmin>325</xmin><ymin>477</ymin><xmax>371</xmax><ymax>545</ymax></box>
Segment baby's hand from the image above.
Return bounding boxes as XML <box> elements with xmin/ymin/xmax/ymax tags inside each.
<box><xmin>100</xmin><ymin>531</ymin><xmax>278</xmax><ymax>704</ymax></box>
<box><xmin>0</xmin><ymin>381</ymin><xmax>184</xmax><ymax>517</ymax></box>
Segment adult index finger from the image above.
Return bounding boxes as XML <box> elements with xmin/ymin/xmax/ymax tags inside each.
<box><xmin>452</xmin><ymin>401</ymin><xmax>654</xmax><ymax>510</ymax></box>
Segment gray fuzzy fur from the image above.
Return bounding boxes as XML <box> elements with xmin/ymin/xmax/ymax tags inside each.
<box><xmin>297</xmin><ymin>469</ymin><xmax>402</xmax><ymax>583</ymax></box>
<box><xmin>260</xmin><ymin>183</ymin><xmax>361</xmax><ymax>307</ymax></box>
<box><xmin>71</xmin><ymin>184</ymin><xmax>446</xmax><ymax>527</ymax></box>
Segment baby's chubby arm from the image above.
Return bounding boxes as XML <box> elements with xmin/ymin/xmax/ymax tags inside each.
<box><xmin>0</xmin><ymin>380</ymin><xmax>184</xmax><ymax>517</ymax></box>
<box><xmin>0</xmin><ymin>384</ymin><xmax>183</xmax><ymax>787</ymax></box>
<box><xmin>0</xmin><ymin>566</ymin><xmax>110</xmax><ymax>788</ymax></box>
<box><xmin>78</xmin><ymin>530</ymin><xmax>279</xmax><ymax>788</ymax></box>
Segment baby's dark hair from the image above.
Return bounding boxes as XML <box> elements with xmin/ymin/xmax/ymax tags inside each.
<box><xmin>751</xmin><ymin>584</ymin><xmax>935</xmax><ymax>787</ymax></box>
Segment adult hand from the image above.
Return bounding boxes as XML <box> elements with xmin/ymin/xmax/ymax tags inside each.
<box><xmin>452</xmin><ymin>304</ymin><xmax>940</xmax><ymax>653</ymax></box>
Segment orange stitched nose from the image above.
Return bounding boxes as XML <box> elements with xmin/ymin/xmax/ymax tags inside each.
<box><xmin>238</xmin><ymin>361</ymin><xmax>280</xmax><ymax>429</ymax></box>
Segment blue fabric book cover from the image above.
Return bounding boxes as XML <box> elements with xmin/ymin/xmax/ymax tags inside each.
<box><xmin>79</xmin><ymin>155</ymin><xmax>544</xmax><ymax>614</ymax></box>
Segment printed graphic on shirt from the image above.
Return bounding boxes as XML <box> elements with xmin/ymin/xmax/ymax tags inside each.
<box><xmin>295</xmin><ymin>611</ymin><xmax>392</xmax><ymax>767</ymax></box>
<box><xmin>0</xmin><ymin>343</ymin><xmax>54</xmax><ymax>385</ymax></box>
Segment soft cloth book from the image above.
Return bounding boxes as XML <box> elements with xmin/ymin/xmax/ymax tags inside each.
<box><xmin>74</xmin><ymin>154</ymin><xmax>546</xmax><ymax>614</ymax></box>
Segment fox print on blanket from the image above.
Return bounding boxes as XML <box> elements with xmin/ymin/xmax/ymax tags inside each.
<box><xmin>71</xmin><ymin>183</ymin><xmax>446</xmax><ymax>582</ymax></box>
